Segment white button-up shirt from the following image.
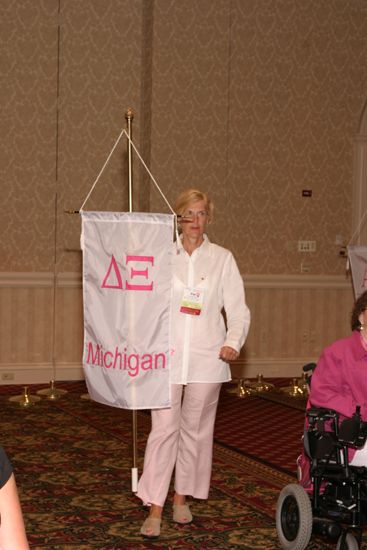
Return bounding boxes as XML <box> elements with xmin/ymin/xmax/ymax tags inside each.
<box><xmin>170</xmin><ymin>235</ymin><xmax>250</xmax><ymax>384</ymax></box>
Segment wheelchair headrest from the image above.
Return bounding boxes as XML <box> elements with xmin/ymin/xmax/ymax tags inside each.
<box><xmin>302</xmin><ymin>362</ymin><xmax>317</xmax><ymax>373</ymax></box>
<box><xmin>302</xmin><ymin>363</ymin><xmax>317</xmax><ymax>388</ymax></box>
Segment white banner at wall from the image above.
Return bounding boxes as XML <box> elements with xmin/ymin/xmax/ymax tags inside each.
<box><xmin>81</xmin><ymin>211</ymin><xmax>173</xmax><ymax>410</ymax></box>
<box><xmin>348</xmin><ymin>245</ymin><xmax>367</xmax><ymax>299</ymax></box>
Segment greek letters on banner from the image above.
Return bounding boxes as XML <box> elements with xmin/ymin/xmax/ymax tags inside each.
<box><xmin>348</xmin><ymin>246</ymin><xmax>367</xmax><ymax>299</ymax></box>
<box><xmin>81</xmin><ymin>212</ymin><xmax>173</xmax><ymax>410</ymax></box>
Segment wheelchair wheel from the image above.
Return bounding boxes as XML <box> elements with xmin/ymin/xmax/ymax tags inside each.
<box><xmin>276</xmin><ymin>483</ymin><xmax>313</xmax><ymax>550</ymax></box>
<box><xmin>336</xmin><ymin>532</ymin><xmax>359</xmax><ymax>550</ymax></box>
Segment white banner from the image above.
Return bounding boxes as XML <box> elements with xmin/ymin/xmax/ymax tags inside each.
<box><xmin>348</xmin><ymin>245</ymin><xmax>367</xmax><ymax>299</ymax></box>
<box><xmin>81</xmin><ymin>211</ymin><xmax>173</xmax><ymax>409</ymax></box>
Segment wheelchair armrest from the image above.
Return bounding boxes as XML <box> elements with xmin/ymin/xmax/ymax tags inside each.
<box><xmin>339</xmin><ymin>407</ymin><xmax>367</xmax><ymax>448</ymax></box>
<box><xmin>307</xmin><ymin>407</ymin><xmax>340</xmax><ymax>422</ymax></box>
<box><xmin>305</xmin><ymin>407</ymin><xmax>340</xmax><ymax>460</ymax></box>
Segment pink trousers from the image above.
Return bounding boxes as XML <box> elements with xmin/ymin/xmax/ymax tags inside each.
<box><xmin>137</xmin><ymin>382</ymin><xmax>222</xmax><ymax>507</ymax></box>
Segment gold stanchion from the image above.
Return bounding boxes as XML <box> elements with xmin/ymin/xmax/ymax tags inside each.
<box><xmin>280</xmin><ymin>372</ymin><xmax>309</xmax><ymax>398</ymax></box>
<box><xmin>41</xmin><ymin>194</ymin><xmax>68</xmax><ymax>401</ymax></box>
<box><xmin>36</xmin><ymin>379</ymin><xmax>67</xmax><ymax>400</ymax></box>
<box><xmin>125</xmin><ymin>107</ymin><xmax>139</xmax><ymax>493</ymax></box>
<box><xmin>9</xmin><ymin>386</ymin><xmax>41</xmax><ymax>407</ymax></box>
<box><xmin>238</xmin><ymin>380</ymin><xmax>253</xmax><ymax>398</ymax></box>
<box><xmin>227</xmin><ymin>379</ymin><xmax>253</xmax><ymax>398</ymax></box>
<box><xmin>248</xmin><ymin>373</ymin><xmax>275</xmax><ymax>393</ymax></box>
<box><xmin>280</xmin><ymin>378</ymin><xmax>304</xmax><ymax>397</ymax></box>
<box><xmin>227</xmin><ymin>379</ymin><xmax>243</xmax><ymax>393</ymax></box>
<box><xmin>80</xmin><ymin>392</ymin><xmax>91</xmax><ymax>401</ymax></box>
<box><xmin>297</xmin><ymin>372</ymin><xmax>309</xmax><ymax>395</ymax></box>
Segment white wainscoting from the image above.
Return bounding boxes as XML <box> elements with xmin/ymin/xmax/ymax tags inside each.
<box><xmin>235</xmin><ymin>274</ymin><xmax>354</xmax><ymax>379</ymax></box>
<box><xmin>0</xmin><ymin>272</ymin><xmax>354</xmax><ymax>384</ymax></box>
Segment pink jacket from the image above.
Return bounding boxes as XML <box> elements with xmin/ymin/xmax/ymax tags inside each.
<box><xmin>310</xmin><ymin>330</ymin><xmax>367</xmax><ymax>422</ymax></box>
<box><xmin>297</xmin><ymin>331</ymin><xmax>367</xmax><ymax>484</ymax></box>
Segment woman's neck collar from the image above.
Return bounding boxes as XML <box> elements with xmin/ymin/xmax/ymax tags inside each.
<box><xmin>182</xmin><ymin>235</ymin><xmax>205</xmax><ymax>256</ymax></box>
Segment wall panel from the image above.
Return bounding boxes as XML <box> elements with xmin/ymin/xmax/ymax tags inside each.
<box><xmin>234</xmin><ymin>275</ymin><xmax>354</xmax><ymax>378</ymax></box>
<box><xmin>149</xmin><ymin>0</ymin><xmax>232</xmax><ymax>216</ymax></box>
<box><xmin>0</xmin><ymin>272</ymin><xmax>354</xmax><ymax>384</ymax></box>
<box><xmin>0</xmin><ymin>0</ymin><xmax>59</xmax><ymax>271</ymax></box>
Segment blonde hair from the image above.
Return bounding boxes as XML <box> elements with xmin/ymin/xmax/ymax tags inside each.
<box><xmin>174</xmin><ymin>188</ymin><xmax>214</xmax><ymax>223</ymax></box>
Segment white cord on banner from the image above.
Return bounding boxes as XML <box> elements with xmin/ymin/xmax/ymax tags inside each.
<box><xmin>122</xmin><ymin>130</ymin><xmax>176</xmax><ymax>215</ymax></box>
<box><xmin>345</xmin><ymin>207</ymin><xmax>367</xmax><ymax>272</ymax></box>
<box><xmin>347</xmin><ymin>208</ymin><xmax>367</xmax><ymax>248</ymax></box>
<box><xmin>78</xmin><ymin>127</ymin><xmax>181</xmax><ymax>244</ymax></box>
<box><xmin>79</xmin><ymin>127</ymin><xmax>127</xmax><ymax>212</ymax></box>
<box><xmin>122</xmin><ymin>130</ymin><xmax>181</xmax><ymax>247</ymax></box>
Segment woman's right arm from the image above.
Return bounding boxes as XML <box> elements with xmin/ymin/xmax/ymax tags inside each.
<box><xmin>310</xmin><ymin>346</ymin><xmax>364</xmax><ymax>419</ymax></box>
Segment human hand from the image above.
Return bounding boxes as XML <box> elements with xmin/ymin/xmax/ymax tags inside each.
<box><xmin>219</xmin><ymin>346</ymin><xmax>239</xmax><ymax>362</ymax></box>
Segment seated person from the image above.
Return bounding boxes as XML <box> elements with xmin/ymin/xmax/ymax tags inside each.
<box><xmin>0</xmin><ymin>446</ymin><xmax>29</xmax><ymax>549</ymax></box>
<box><xmin>309</xmin><ymin>289</ymin><xmax>367</xmax><ymax>467</ymax></box>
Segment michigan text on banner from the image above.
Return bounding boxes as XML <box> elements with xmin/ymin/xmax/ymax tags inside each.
<box><xmin>81</xmin><ymin>211</ymin><xmax>173</xmax><ymax>409</ymax></box>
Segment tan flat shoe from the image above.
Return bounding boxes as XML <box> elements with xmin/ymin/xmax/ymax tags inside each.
<box><xmin>173</xmin><ymin>503</ymin><xmax>193</xmax><ymax>524</ymax></box>
<box><xmin>140</xmin><ymin>516</ymin><xmax>161</xmax><ymax>538</ymax></box>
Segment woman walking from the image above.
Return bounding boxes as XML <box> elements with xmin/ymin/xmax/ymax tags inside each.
<box><xmin>137</xmin><ymin>188</ymin><xmax>251</xmax><ymax>538</ymax></box>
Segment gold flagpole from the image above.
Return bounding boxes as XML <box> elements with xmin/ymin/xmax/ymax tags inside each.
<box><xmin>125</xmin><ymin>108</ymin><xmax>139</xmax><ymax>493</ymax></box>
<box><xmin>126</xmin><ymin>108</ymin><xmax>134</xmax><ymax>213</ymax></box>
<box><xmin>37</xmin><ymin>193</ymin><xmax>67</xmax><ymax>400</ymax></box>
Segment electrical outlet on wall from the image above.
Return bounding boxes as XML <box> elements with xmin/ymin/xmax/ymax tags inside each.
<box><xmin>1</xmin><ymin>373</ymin><xmax>14</xmax><ymax>381</ymax></box>
<box><xmin>301</xmin><ymin>262</ymin><xmax>311</xmax><ymax>273</ymax></box>
<box><xmin>298</xmin><ymin>240</ymin><xmax>316</xmax><ymax>252</ymax></box>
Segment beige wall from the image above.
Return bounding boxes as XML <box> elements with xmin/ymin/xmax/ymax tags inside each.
<box><xmin>1</xmin><ymin>0</ymin><xmax>366</xmax><ymax>383</ymax></box>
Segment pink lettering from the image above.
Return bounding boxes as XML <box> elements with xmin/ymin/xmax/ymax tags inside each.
<box><xmin>141</xmin><ymin>354</ymin><xmax>153</xmax><ymax>370</ymax></box>
<box><xmin>101</xmin><ymin>255</ymin><xmax>123</xmax><ymax>289</ymax></box>
<box><xmin>126</xmin><ymin>255</ymin><xmax>154</xmax><ymax>265</ymax></box>
<box><xmin>86</xmin><ymin>343</ymin><xmax>167</xmax><ymax>378</ymax></box>
<box><xmin>87</xmin><ymin>342</ymin><xmax>101</xmax><ymax>364</ymax></box>
<box><xmin>125</xmin><ymin>282</ymin><xmax>153</xmax><ymax>290</ymax></box>
<box><xmin>127</xmin><ymin>353</ymin><xmax>139</xmax><ymax>377</ymax></box>
<box><xmin>113</xmin><ymin>347</ymin><xmax>123</xmax><ymax>369</ymax></box>
<box><xmin>125</xmin><ymin>255</ymin><xmax>154</xmax><ymax>291</ymax></box>
<box><xmin>154</xmin><ymin>353</ymin><xmax>166</xmax><ymax>369</ymax></box>
<box><xmin>100</xmin><ymin>254</ymin><xmax>155</xmax><ymax>291</ymax></box>
<box><xmin>103</xmin><ymin>351</ymin><xmax>113</xmax><ymax>368</ymax></box>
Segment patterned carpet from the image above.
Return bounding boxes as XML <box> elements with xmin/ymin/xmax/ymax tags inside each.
<box><xmin>0</xmin><ymin>381</ymin><xmax>343</xmax><ymax>549</ymax></box>
<box><xmin>216</xmin><ymin>388</ymin><xmax>306</xmax><ymax>476</ymax></box>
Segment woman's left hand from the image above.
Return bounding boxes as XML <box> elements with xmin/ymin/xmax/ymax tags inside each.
<box><xmin>219</xmin><ymin>346</ymin><xmax>239</xmax><ymax>362</ymax></box>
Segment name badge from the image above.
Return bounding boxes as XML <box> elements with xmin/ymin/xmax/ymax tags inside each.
<box><xmin>180</xmin><ymin>287</ymin><xmax>204</xmax><ymax>315</ymax></box>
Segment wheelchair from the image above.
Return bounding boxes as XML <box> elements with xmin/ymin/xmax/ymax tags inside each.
<box><xmin>276</xmin><ymin>403</ymin><xmax>367</xmax><ymax>549</ymax></box>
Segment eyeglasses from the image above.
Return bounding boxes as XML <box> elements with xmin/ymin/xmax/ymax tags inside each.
<box><xmin>182</xmin><ymin>209</ymin><xmax>208</xmax><ymax>219</ymax></box>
